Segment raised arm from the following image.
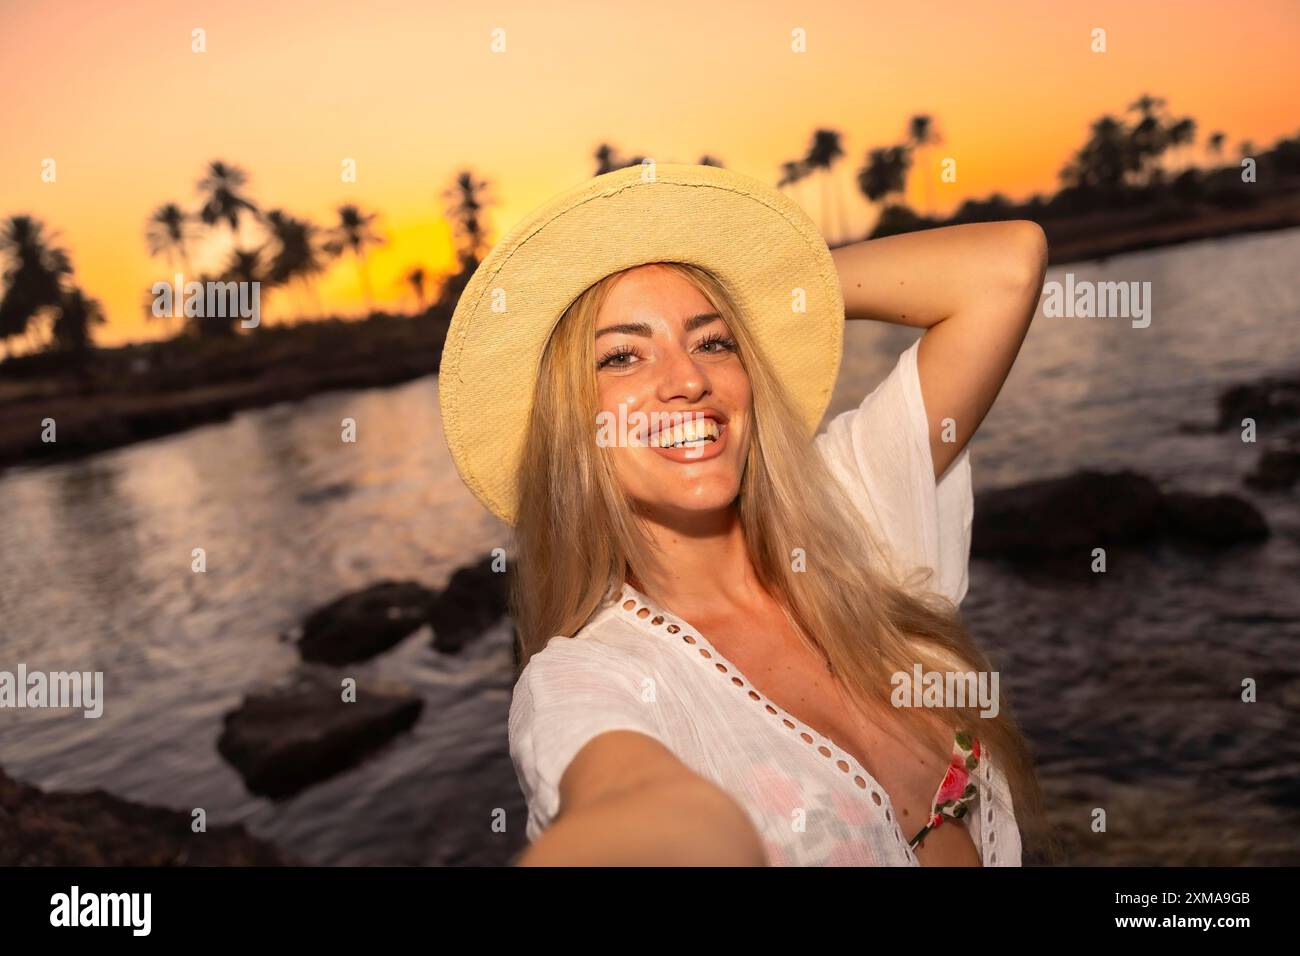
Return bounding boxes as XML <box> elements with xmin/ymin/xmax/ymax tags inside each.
<box><xmin>830</xmin><ymin>221</ymin><xmax>1047</xmax><ymax>477</ymax></box>
<box><xmin>515</xmin><ymin>730</ymin><xmax>768</xmax><ymax>866</ymax></box>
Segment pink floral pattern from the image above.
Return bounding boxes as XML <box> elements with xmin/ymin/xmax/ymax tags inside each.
<box><xmin>908</xmin><ymin>730</ymin><xmax>981</xmax><ymax>848</ymax></box>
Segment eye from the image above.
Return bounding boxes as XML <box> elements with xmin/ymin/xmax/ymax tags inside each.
<box><xmin>596</xmin><ymin>343</ymin><xmax>642</xmax><ymax>370</ymax></box>
<box><xmin>695</xmin><ymin>331</ymin><xmax>737</xmax><ymax>355</ymax></box>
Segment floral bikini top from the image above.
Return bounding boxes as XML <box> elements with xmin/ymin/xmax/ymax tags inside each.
<box><xmin>907</xmin><ymin>729</ymin><xmax>982</xmax><ymax>848</ymax></box>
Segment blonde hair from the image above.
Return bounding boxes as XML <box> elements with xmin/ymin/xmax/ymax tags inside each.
<box><xmin>509</xmin><ymin>260</ymin><xmax>1056</xmax><ymax>862</ymax></box>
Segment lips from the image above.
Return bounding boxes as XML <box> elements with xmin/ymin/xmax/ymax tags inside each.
<box><xmin>644</xmin><ymin>408</ymin><xmax>729</xmax><ymax>443</ymax></box>
<box><xmin>648</xmin><ymin>417</ymin><xmax>729</xmax><ymax>463</ymax></box>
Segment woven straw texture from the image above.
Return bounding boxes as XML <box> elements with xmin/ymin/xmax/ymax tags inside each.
<box><xmin>439</xmin><ymin>162</ymin><xmax>845</xmax><ymax>525</ymax></box>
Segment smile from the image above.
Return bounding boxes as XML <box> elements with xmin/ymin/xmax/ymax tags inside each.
<box><xmin>649</xmin><ymin>420</ymin><xmax>728</xmax><ymax>463</ymax></box>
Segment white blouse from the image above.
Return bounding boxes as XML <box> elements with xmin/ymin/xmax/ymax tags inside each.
<box><xmin>508</xmin><ymin>337</ymin><xmax>1023</xmax><ymax>865</ymax></box>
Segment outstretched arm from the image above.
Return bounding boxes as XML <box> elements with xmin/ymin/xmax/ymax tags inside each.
<box><xmin>830</xmin><ymin>221</ymin><xmax>1047</xmax><ymax>477</ymax></box>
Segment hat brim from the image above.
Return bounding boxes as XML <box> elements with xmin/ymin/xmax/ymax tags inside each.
<box><xmin>438</xmin><ymin>162</ymin><xmax>845</xmax><ymax>526</ymax></box>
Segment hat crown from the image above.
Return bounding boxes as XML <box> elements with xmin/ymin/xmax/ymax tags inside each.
<box><xmin>439</xmin><ymin>162</ymin><xmax>845</xmax><ymax>525</ymax></box>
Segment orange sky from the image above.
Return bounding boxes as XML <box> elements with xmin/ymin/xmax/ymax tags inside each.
<box><xmin>1</xmin><ymin>0</ymin><xmax>1297</xmax><ymax>346</ymax></box>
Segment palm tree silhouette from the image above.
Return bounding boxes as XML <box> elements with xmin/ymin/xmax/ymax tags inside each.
<box><xmin>0</xmin><ymin>215</ymin><xmax>72</xmax><ymax>357</ymax></box>
<box><xmin>856</xmin><ymin>146</ymin><xmax>912</xmax><ymax>209</ymax></box>
<box><xmin>1166</xmin><ymin>117</ymin><xmax>1197</xmax><ymax>173</ymax></box>
<box><xmin>197</xmin><ymin>160</ymin><xmax>260</xmax><ymax>246</ymax></box>
<box><xmin>1126</xmin><ymin>95</ymin><xmax>1170</xmax><ymax>186</ymax></box>
<box><xmin>264</xmin><ymin>210</ymin><xmax>327</xmax><ymax>321</ymax></box>
<box><xmin>145</xmin><ymin>202</ymin><xmax>196</xmax><ymax>273</ymax></box>
<box><xmin>803</xmin><ymin>129</ymin><xmax>846</xmax><ymax>243</ymax></box>
<box><xmin>406</xmin><ymin>266</ymin><xmax>427</xmax><ymax>310</ymax></box>
<box><xmin>1060</xmin><ymin>116</ymin><xmax>1134</xmax><ymax>193</ymax></box>
<box><xmin>1207</xmin><ymin>131</ymin><xmax>1226</xmax><ymax>165</ymax></box>
<box><xmin>442</xmin><ymin>169</ymin><xmax>494</xmax><ymax>266</ymax></box>
<box><xmin>324</xmin><ymin>204</ymin><xmax>384</xmax><ymax>310</ymax></box>
<box><xmin>907</xmin><ymin>115</ymin><xmax>943</xmax><ymax>216</ymax></box>
<box><xmin>436</xmin><ymin>169</ymin><xmax>496</xmax><ymax>311</ymax></box>
<box><xmin>51</xmin><ymin>287</ymin><xmax>106</xmax><ymax>353</ymax></box>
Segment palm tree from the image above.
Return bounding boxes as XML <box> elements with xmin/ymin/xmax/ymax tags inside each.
<box><xmin>144</xmin><ymin>202</ymin><xmax>197</xmax><ymax>338</ymax></box>
<box><xmin>0</xmin><ymin>215</ymin><xmax>72</xmax><ymax>357</ymax></box>
<box><xmin>442</xmin><ymin>169</ymin><xmax>494</xmax><ymax>266</ymax></box>
<box><xmin>264</xmin><ymin>210</ymin><xmax>327</xmax><ymax>321</ymax></box>
<box><xmin>1166</xmin><ymin>117</ymin><xmax>1197</xmax><ymax>173</ymax></box>
<box><xmin>1060</xmin><ymin>116</ymin><xmax>1135</xmax><ymax>193</ymax></box>
<box><xmin>907</xmin><ymin>114</ymin><xmax>943</xmax><ymax>215</ymax></box>
<box><xmin>856</xmin><ymin>146</ymin><xmax>912</xmax><ymax>209</ymax></box>
<box><xmin>1126</xmin><ymin>94</ymin><xmax>1170</xmax><ymax>186</ymax></box>
<box><xmin>803</xmin><ymin>129</ymin><xmax>846</xmax><ymax>243</ymax></box>
<box><xmin>197</xmin><ymin>160</ymin><xmax>260</xmax><ymax>246</ymax></box>
<box><xmin>406</xmin><ymin>266</ymin><xmax>427</xmax><ymax>310</ymax></box>
<box><xmin>51</xmin><ymin>287</ymin><xmax>106</xmax><ymax>353</ymax></box>
<box><xmin>324</xmin><ymin>204</ymin><xmax>384</xmax><ymax>310</ymax></box>
<box><xmin>1206</xmin><ymin>131</ymin><xmax>1226</xmax><ymax>165</ymax></box>
<box><xmin>145</xmin><ymin>202</ymin><xmax>196</xmax><ymax>272</ymax></box>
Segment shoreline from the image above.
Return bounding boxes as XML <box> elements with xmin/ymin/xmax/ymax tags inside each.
<box><xmin>2</xmin><ymin>208</ymin><xmax>1298</xmax><ymax>475</ymax></box>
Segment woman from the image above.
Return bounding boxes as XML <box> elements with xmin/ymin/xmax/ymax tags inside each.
<box><xmin>439</xmin><ymin>162</ymin><xmax>1050</xmax><ymax>866</ymax></box>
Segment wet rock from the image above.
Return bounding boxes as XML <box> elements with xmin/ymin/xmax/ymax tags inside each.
<box><xmin>429</xmin><ymin>555</ymin><xmax>512</xmax><ymax>653</ymax></box>
<box><xmin>1216</xmin><ymin>375</ymin><xmax>1300</xmax><ymax>431</ymax></box>
<box><xmin>1160</xmin><ymin>492</ymin><xmax>1270</xmax><ymax>544</ymax></box>
<box><xmin>217</xmin><ymin>670</ymin><xmax>422</xmax><ymax>799</ymax></box>
<box><xmin>0</xmin><ymin>765</ymin><xmax>292</xmax><ymax>865</ymax></box>
<box><xmin>297</xmin><ymin>580</ymin><xmax>437</xmax><ymax>664</ymax></box>
<box><xmin>1244</xmin><ymin>428</ymin><xmax>1300</xmax><ymax>491</ymax></box>
<box><xmin>973</xmin><ymin>469</ymin><xmax>1268</xmax><ymax>562</ymax></box>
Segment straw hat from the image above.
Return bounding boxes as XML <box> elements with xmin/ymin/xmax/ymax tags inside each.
<box><xmin>438</xmin><ymin>161</ymin><xmax>845</xmax><ymax>526</ymax></box>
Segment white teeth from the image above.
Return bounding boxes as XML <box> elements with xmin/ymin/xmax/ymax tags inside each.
<box><xmin>650</xmin><ymin>418</ymin><xmax>721</xmax><ymax>449</ymax></box>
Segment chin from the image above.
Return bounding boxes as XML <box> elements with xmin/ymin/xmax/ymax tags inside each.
<box><xmin>632</xmin><ymin>484</ymin><xmax>741</xmax><ymax>522</ymax></box>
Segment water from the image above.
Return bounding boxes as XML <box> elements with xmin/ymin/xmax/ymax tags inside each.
<box><xmin>2</xmin><ymin>227</ymin><xmax>1299</xmax><ymax>865</ymax></box>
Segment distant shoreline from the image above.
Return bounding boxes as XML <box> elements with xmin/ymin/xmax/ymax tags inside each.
<box><xmin>2</xmin><ymin>207</ymin><xmax>1298</xmax><ymax>475</ymax></box>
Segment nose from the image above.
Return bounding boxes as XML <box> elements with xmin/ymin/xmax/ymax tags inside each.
<box><xmin>654</xmin><ymin>341</ymin><xmax>711</xmax><ymax>405</ymax></box>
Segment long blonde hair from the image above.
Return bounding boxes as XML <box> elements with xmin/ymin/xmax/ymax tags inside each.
<box><xmin>509</xmin><ymin>260</ymin><xmax>1056</xmax><ymax>862</ymax></box>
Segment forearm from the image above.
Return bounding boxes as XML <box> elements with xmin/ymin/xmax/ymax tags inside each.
<box><xmin>830</xmin><ymin>220</ymin><xmax>1047</xmax><ymax>328</ymax></box>
<box><xmin>515</xmin><ymin>776</ymin><xmax>768</xmax><ymax>866</ymax></box>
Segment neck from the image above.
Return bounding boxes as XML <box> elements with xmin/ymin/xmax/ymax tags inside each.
<box><xmin>628</xmin><ymin>502</ymin><xmax>767</xmax><ymax>619</ymax></box>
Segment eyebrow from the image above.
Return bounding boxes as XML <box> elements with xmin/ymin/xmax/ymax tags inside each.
<box><xmin>595</xmin><ymin>311</ymin><xmax>723</xmax><ymax>339</ymax></box>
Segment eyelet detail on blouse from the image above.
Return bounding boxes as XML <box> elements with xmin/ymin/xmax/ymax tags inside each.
<box><xmin>615</xmin><ymin>583</ymin><xmax>924</xmax><ymax>857</ymax></box>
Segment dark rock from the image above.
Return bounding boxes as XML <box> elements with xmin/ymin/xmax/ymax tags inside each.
<box><xmin>1216</xmin><ymin>376</ymin><xmax>1300</xmax><ymax>431</ymax></box>
<box><xmin>1160</xmin><ymin>492</ymin><xmax>1270</xmax><ymax>544</ymax></box>
<box><xmin>0</xmin><ymin>766</ymin><xmax>292</xmax><ymax>865</ymax></box>
<box><xmin>973</xmin><ymin>470</ymin><xmax>1166</xmax><ymax>559</ymax></box>
<box><xmin>1244</xmin><ymin>428</ymin><xmax>1300</xmax><ymax>491</ymax></box>
<box><xmin>217</xmin><ymin>670</ymin><xmax>422</xmax><ymax>799</ymax></box>
<box><xmin>973</xmin><ymin>469</ymin><xmax>1268</xmax><ymax>563</ymax></box>
<box><xmin>429</xmin><ymin>554</ymin><xmax>512</xmax><ymax>652</ymax></box>
<box><xmin>298</xmin><ymin>580</ymin><xmax>437</xmax><ymax>664</ymax></box>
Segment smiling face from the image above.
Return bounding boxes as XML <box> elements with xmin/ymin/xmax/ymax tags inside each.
<box><xmin>593</xmin><ymin>263</ymin><xmax>753</xmax><ymax>523</ymax></box>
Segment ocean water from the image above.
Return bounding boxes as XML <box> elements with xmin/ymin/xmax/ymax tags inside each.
<box><xmin>2</xmin><ymin>227</ymin><xmax>1298</xmax><ymax>865</ymax></box>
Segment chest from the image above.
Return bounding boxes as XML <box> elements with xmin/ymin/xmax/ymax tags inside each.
<box><xmin>694</xmin><ymin>614</ymin><xmax>981</xmax><ymax>865</ymax></box>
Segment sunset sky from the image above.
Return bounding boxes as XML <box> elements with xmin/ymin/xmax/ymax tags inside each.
<box><xmin>1</xmin><ymin>0</ymin><xmax>1297</xmax><ymax>346</ymax></box>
